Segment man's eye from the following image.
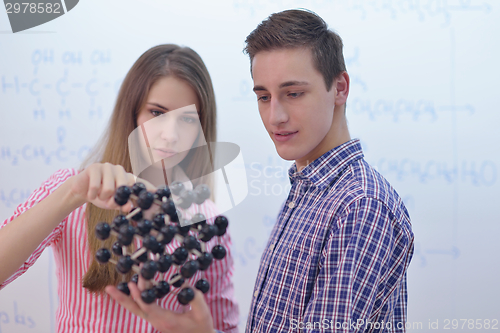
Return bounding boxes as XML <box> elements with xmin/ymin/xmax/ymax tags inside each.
<box><xmin>288</xmin><ymin>92</ymin><xmax>303</xmax><ymax>98</ymax></box>
<box><xmin>258</xmin><ymin>95</ymin><xmax>270</xmax><ymax>102</ymax></box>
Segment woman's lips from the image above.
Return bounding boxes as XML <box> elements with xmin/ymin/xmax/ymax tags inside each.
<box><xmin>154</xmin><ymin>148</ymin><xmax>177</xmax><ymax>158</ymax></box>
<box><xmin>273</xmin><ymin>131</ymin><xmax>298</xmax><ymax>142</ymax></box>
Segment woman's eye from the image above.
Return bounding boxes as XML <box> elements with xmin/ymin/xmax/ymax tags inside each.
<box><xmin>182</xmin><ymin>116</ymin><xmax>196</xmax><ymax>124</ymax></box>
<box><xmin>150</xmin><ymin>110</ymin><xmax>163</xmax><ymax>117</ymax></box>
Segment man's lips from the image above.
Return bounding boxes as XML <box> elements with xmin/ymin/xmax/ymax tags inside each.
<box><xmin>273</xmin><ymin>131</ymin><xmax>298</xmax><ymax>142</ymax></box>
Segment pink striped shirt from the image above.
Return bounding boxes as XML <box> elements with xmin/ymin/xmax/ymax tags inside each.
<box><xmin>0</xmin><ymin>169</ymin><xmax>239</xmax><ymax>333</ymax></box>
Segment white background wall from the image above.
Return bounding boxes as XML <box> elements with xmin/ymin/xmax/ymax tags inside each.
<box><xmin>0</xmin><ymin>0</ymin><xmax>499</xmax><ymax>332</ymax></box>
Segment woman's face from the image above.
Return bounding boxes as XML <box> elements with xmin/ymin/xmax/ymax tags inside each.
<box><xmin>135</xmin><ymin>76</ymin><xmax>202</xmax><ymax>170</ymax></box>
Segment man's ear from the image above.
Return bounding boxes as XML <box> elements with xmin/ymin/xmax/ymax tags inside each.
<box><xmin>333</xmin><ymin>71</ymin><xmax>349</xmax><ymax>106</ymax></box>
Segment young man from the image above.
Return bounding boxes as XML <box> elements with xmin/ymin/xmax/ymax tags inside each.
<box><xmin>242</xmin><ymin>9</ymin><xmax>414</xmax><ymax>332</ymax></box>
<box><xmin>106</xmin><ymin>9</ymin><xmax>414</xmax><ymax>333</ymax></box>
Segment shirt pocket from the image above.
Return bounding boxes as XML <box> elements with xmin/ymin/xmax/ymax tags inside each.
<box><xmin>282</xmin><ymin>246</ymin><xmax>313</xmax><ymax>318</ymax></box>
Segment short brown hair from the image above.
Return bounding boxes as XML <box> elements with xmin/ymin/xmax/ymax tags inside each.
<box><xmin>244</xmin><ymin>9</ymin><xmax>346</xmax><ymax>91</ymax></box>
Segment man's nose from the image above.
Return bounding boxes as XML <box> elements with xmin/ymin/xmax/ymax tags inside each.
<box><xmin>269</xmin><ymin>98</ymin><xmax>288</xmax><ymax>126</ymax></box>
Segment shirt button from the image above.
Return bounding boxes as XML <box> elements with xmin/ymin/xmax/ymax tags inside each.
<box><xmin>269</xmin><ymin>243</ymin><xmax>275</xmax><ymax>251</ymax></box>
<box><xmin>288</xmin><ymin>201</ymin><xmax>295</xmax><ymax>209</ymax></box>
<box><xmin>254</xmin><ymin>291</ymin><xmax>259</xmax><ymax>297</ymax></box>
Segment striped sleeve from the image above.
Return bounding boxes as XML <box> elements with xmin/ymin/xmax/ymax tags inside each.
<box><xmin>0</xmin><ymin>168</ymin><xmax>77</xmax><ymax>290</ymax></box>
<box><xmin>199</xmin><ymin>200</ymin><xmax>240</xmax><ymax>333</ymax></box>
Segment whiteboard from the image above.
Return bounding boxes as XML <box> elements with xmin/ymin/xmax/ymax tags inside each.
<box><xmin>1</xmin><ymin>0</ymin><xmax>499</xmax><ymax>332</ymax></box>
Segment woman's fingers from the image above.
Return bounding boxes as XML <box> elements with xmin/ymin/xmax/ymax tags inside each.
<box><xmin>125</xmin><ymin>172</ymin><xmax>137</xmax><ymax>187</ymax></box>
<box><xmin>127</xmin><ymin>282</ymin><xmax>178</xmax><ymax>328</ymax></box>
<box><xmin>106</xmin><ymin>282</ymin><xmax>215</xmax><ymax>333</ymax></box>
<box><xmin>79</xmin><ymin>162</ymin><xmax>163</xmax><ymax>212</ymax></box>
<box><xmin>105</xmin><ymin>285</ymin><xmax>145</xmax><ymax>318</ymax></box>
<box><xmin>86</xmin><ymin>164</ymin><xmax>102</xmax><ymax>201</ymax></box>
<box><xmin>127</xmin><ymin>282</ymin><xmax>165</xmax><ymax>320</ymax></box>
<box><xmin>188</xmin><ymin>288</ymin><xmax>211</xmax><ymax>317</ymax></box>
<box><xmin>137</xmin><ymin>274</ymin><xmax>154</xmax><ymax>291</ymax></box>
<box><xmin>98</xmin><ymin>163</ymin><xmax>116</xmax><ymax>202</ymax></box>
<box><xmin>136</xmin><ymin>177</ymin><xmax>156</xmax><ymax>192</ymax></box>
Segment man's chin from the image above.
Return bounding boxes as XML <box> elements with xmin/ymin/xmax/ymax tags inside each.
<box><xmin>275</xmin><ymin>148</ymin><xmax>299</xmax><ymax>162</ymax></box>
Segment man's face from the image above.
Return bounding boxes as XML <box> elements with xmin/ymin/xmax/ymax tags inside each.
<box><xmin>252</xmin><ymin>47</ymin><xmax>340</xmax><ymax>168</ymax></box>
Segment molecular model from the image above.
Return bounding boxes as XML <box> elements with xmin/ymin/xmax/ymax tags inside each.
<box><xmin>94</xmin><ymin>181</ymin><xmax>229</xmax><ymax>305</ymax></box>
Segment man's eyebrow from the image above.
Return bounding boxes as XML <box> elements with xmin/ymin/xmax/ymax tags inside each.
<box><xmin>253</xmin><ymin>81</ymin><xmax>309</xmax><ymax>92</ymax></box>
<box><xmin>253</xmin><ymin>85</ymin><xmax>267</xmax><ymax>92</ymax></box>
<box><xmin>147</xmin><ymin>103</ymin><xmax>169</xmax><ymax>111</ymax></box>
<box><xmin>279</xmin><ymin>81</ymin><xmax>309</xmax><ymax>88</ymax></box>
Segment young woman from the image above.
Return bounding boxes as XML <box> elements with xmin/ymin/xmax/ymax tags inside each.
<box><xmin>0</xmin><ymin>44</ymin><xmax>239</xmax><ymax>333</ymax></box>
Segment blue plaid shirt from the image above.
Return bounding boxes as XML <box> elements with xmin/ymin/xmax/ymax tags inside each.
<box><xmin>245</xmin><ymin>139</ymin><xmax>414</xmax><ymax>333</ymax></box>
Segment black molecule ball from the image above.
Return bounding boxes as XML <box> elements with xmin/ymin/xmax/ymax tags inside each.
<box><xmin>177</xmin><ymin>287</ymin><xmax>195</xmax><ymax>305</ymax></box>
<box><xmin>178</xmin><ymin>190</ymin><xmax>195</xmax><ymax>209</ymax></box>
<box><xmin>114</xmin><ymin>186</ymin><xmax>132</xmax><ymax>206</ymax></box>
<box><xmin>195</xmin><ymin>279</ymin><xmax>210</xmax><ymax>294</ymax></box>
<box><xmin>170</xmin><ymin>181</ymin><xmax>185</xmax><ymax>196</ymax></box>
<box><xmin>194</xmin><ymin>184</ymin><xmax>211</xmax><ymax>204</ymax></box>
<box><xmin>132</xmin><ymin>182</ymin><xmax>147</xmax><ymax>196</ymax></box>
<box><xmin>183</xmin><ymin>235</ymin><xmax>199</xmax><ymax>251</ymax></box>
<box><xmin>173</xmin><ymin>247</ymin><xmax>189</xmax><ymax>266</ymax></box>
<box><xmin>140</xmin><ymin>261</ymin><xmax>159</xmax><ymax>280</ymax></box>
<box><xmin>144</xmin><ymin>235</ymin><xmax>163</xmax><ymax>254</ymax></box>
<box><xmin>178</xmin><ymin>224</ymin><xmax>191</xmax><ymax>237</ymax></box>
<box><xmin>191</xmin><ymin>213</ymin><xmax>206</xmax><ymax>226</ymax></box>
<box><xmin>112</xmin><ymin>215</ymin><xmax>128</xmax><ymax>231</ymax></box>
<box><xmin>161</xmin><ymin>199</ymin><xmax>176</xmax><ymax>217</ymax></box>
<box><xmin>212</xmin><ymin>245</ymin><xmax>227</xmax><ymax>260</ymax></box>
<box><xmin>169</xmin><ymin>209</ymin><xmax>182</xmax><ymax>223</ymax></box>
<box><xmin>117</xmin><ymin>282</ymin><xmax>130</xmax><ymax>296</ymax></box>
<box><xmin>199</xmin><ymin>224</ymin><xmax>217</xmax><ymax>242</ymax></box>
<box><xmin>214</xmin><ymin>216</ymin><xmax>229</xmax><ymax>232</ymax></box>
<box><xmin>180</xmin><ymin>260</ymin><xmax>200</xmax><ymax>279</ymax></box>
<box><xmin>96</xmin><ymin>248</ymin><xmax>111</xmax><ymax>263</ymax></box>
<box><xmin>152</xmin><ymin>214</ymin><xmax>166</xmax><ymax>230</ymax></box>
<box><xmin>141</xmin><ymin>288</ymin><xmax>157</xmax><ymax>304</ymax></box>
<box><xmin>116</xmin><ymin>256</ymin><xmax>134</xmax><ymax>274</ymax></box>
<box><xmin>155</xmin><ymin>281</ymin><xmax>170</xmax><ymax>299</ymax></box>
<box><xmin>131</xmin><ymin>274</ymin><xmax>139</xmax><ymax>284</ymax></box>
<box><xmin>95</xmin><ymin>222</ymin><xmax>111</xmax><ymax>240</ymax></box>
<box><xmin>114</xmin><ymin>195</ymin><xmax>128</xmax><ymax>207</ymax></box>
<box><xmin>136</xmin><ymin>219</ymin><xmax>153</xmax><ymax>237</ymax></box>
<box><xmin>197</xmin><ymin>252</ymin><xmax>213</xmax><ymax>271</ymax></box>
<box><xmin>155</xmin><ymin>186</ymin><xmax>171</xmax><ymax>200</ymax></box>
<box><xmin>118</xmin><ymin>225</ymin><xmax>135</xmax><ymax>246</ymax></box>
<box><xmin>157</xmin><ymin>254</ymin><xmax>173</xmax><ymax>273</ymax></box>
<box><xmin>159</xmin><ymin>225</ymin><xmax>177</xmax><ymax>245</ymax></box>
<box><xmin>112</xmin><ymin>242</ymin><xmax>123</xmax><ymax>256</ymax></box>
<box><xmin>137</xmin><ymin>191</ymin><xmax>155</xmax><ymax>210</ymax></box>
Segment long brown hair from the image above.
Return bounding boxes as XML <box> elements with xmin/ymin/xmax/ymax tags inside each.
<box><xmin>81</xmin><ymin>44</ymin><xmax>217</xmax><ymax>292</ymax></box>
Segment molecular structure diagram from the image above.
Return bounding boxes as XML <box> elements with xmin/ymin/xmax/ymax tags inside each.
<box><xmin>95</xmin><ymin>181</ymin><xmax>228</xmax><ymax>305</ymax></box>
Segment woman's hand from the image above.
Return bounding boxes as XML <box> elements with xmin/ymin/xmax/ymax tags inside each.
<box><xmin>68</xmin><ymin>163</ymin><xmax>155</xmax><ymax>211</ymax></box>
<box><xmin>105</xmin><ymin>282</ymin><xmax>215</xmax><ymax>333</ymax></box>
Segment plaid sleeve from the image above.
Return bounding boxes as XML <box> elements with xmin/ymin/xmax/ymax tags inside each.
<box><xmin>302</xmin><ymin>197</ymin><xmax>412</xmax><ymax>332</ymax></box>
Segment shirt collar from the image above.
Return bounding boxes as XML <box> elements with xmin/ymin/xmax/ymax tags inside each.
<box><xmin>288</xmin><ymin>139</ymin><xmax>364</xmax><ymax>190</ymax></box>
